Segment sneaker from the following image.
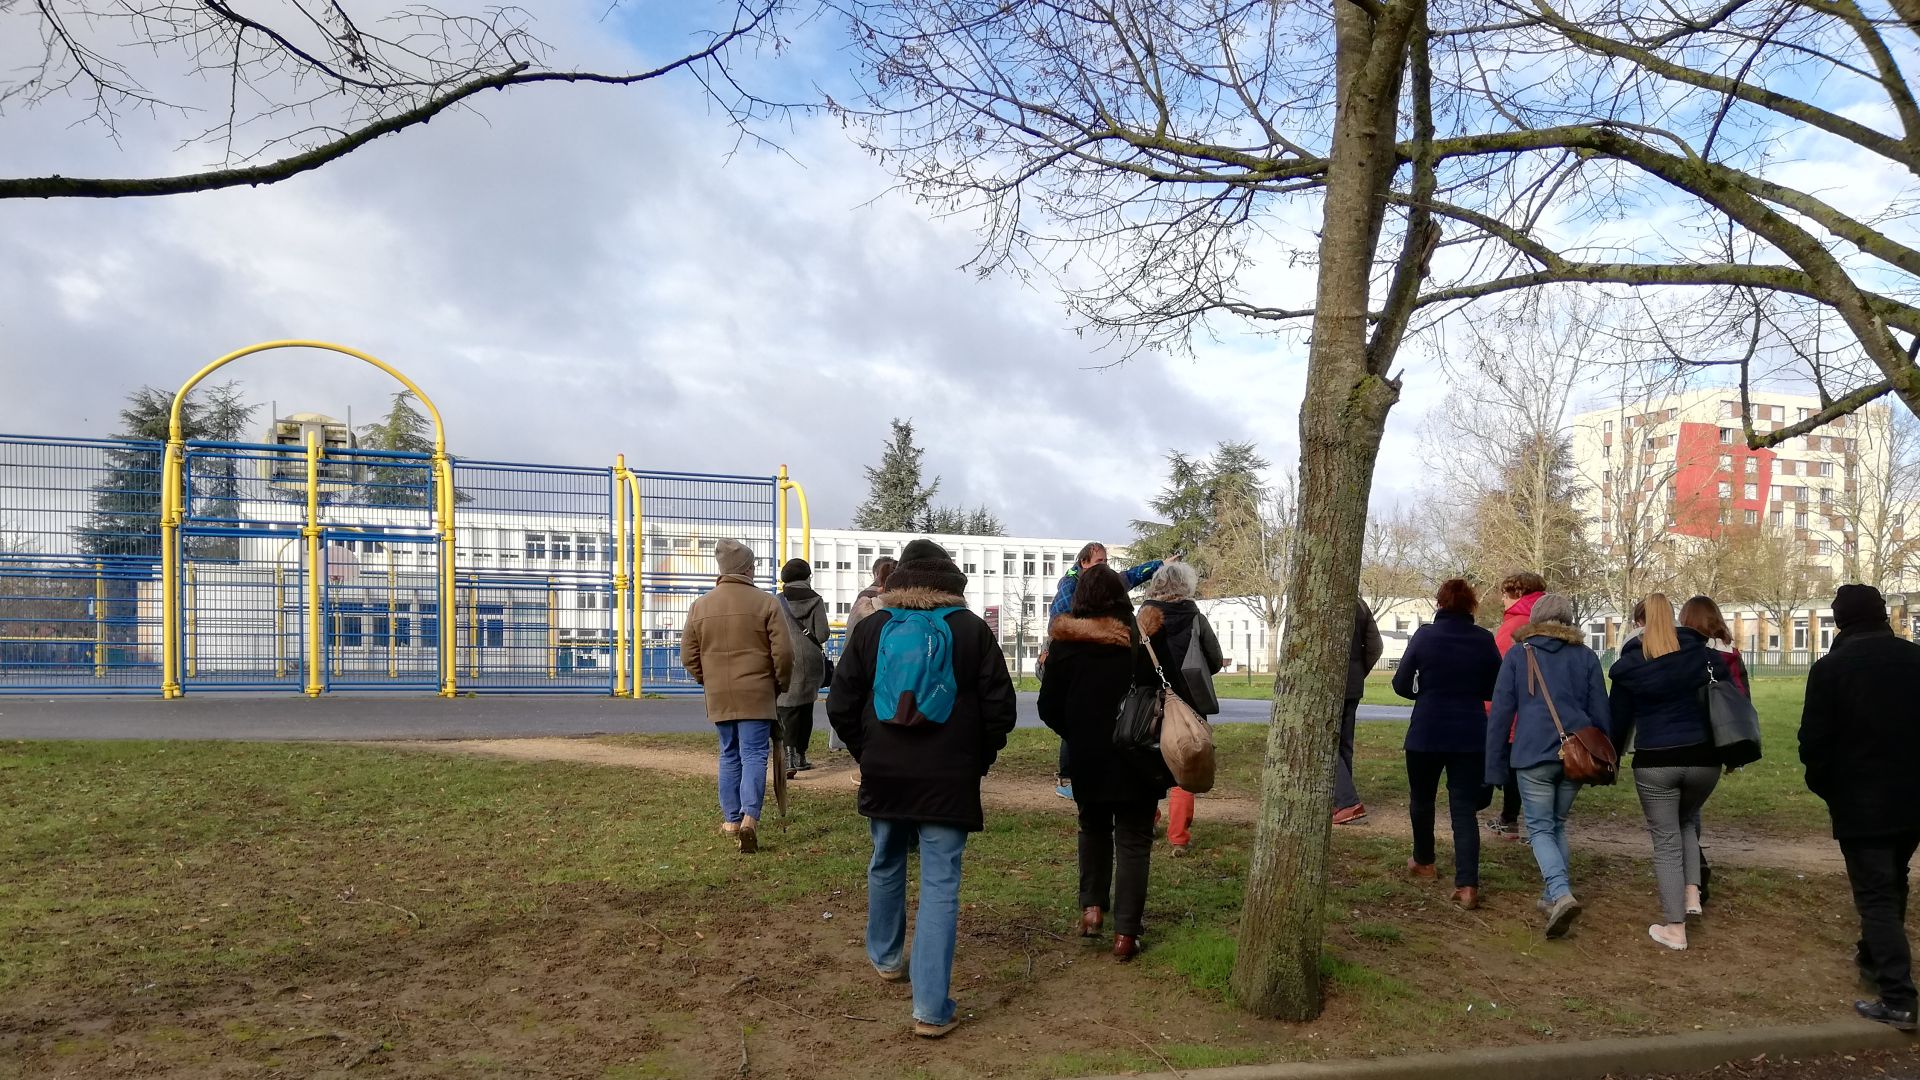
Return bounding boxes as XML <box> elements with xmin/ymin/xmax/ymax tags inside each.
<box><xmin>1055</xmin><ymin>779</ymin><xmax>1073</xmax><ymax>800</ymax></box>
<box><xmin>1855</xmin><ymin>999</ymin><xmax>1918</xmax><ymax>1032</ymax></box>
<box><xmin>1485</xmin><ymin>817</ymin><xmax>1520</xmax><ymax>839</ymax></box>
<box><xmin>737</xmin><ymin>817</ymin><xmax>758</xmax><ymax>855</ymax></box>
<box><xmin>1544</xmin><ymin>894</ymin><xmax>1582</xmax><ymax>939</ymax></box>
<box><xmin>1648</xmin><ymin>923</ymin><xmax>1688</xmax><ymax>951</ymax></box>
<box><xmin>1169</xmin><ymin>844</ymin><xmax>1191</xmax><ymax>858</ymax></box>
<box><xmin>1332</xmin><ymin>804</ymin><xmax>1368</xmax><ymax>826</ymax></box>
<box><xmin>913</xmin><ymin>1017</ymin><xmax>959</xmax><ymax>1038</ymax></box>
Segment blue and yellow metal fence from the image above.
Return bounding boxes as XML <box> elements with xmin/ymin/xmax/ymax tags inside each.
<box><xmin>0</xmin><ymin>340</ymin><xmax>803</xmax><ymax>697</ymax></box>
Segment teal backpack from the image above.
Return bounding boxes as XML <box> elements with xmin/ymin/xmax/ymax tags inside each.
<box><xmin>874</xmin><ymin>607</ymin><xmax>966</xmax><ymax>727</ymax></box>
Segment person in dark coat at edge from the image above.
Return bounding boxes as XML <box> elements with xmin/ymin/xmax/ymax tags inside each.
<box><xmin>1391</xmin><ymin>578</ymin><xmax>1502</xmax><ymax>910</ymax></box>
<box><xmin>1488</xmin><ymin>571</ymin><xmax>1549</xmax><ymax>839</ymax></box>
<box><xmin>1039</xmin><ymin>562</ymin><xmax>1173</xmax><ymax>962</ymax></box>
<box><xmin>827</xmin><ymin>540</ymin><xmax>1017</xmax><ymax>1040</ymax></box>
<box><xmin>1334</xmin><ymin>599</ymin><xmax>1385</xmax><ymax>825</ymax></box>
<box><xmin>832</xmin><ymin>557</ymin><xmax>898</xmax><ymax>770</ymax></box>
<box><xmin>776</xmin><ymin>558</ymin><xmax>831</xmax><ymax>777</ymax></box>
<box><xmin>1608</xmin><ymin>593</ymin><xmax>1734</xmax><ymax>952</ymax></box>
<box><xmin>1799</xmin><ymin>584</ymin><xmax>1920</xmax><ymax>1031</ymax></box>
<box><xmin>1137</xmin><ymin>561</ymin><xmax>1223</xmax><ymax>856</ymax></box>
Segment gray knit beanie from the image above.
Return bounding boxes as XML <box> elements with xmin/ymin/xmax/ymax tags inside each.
<box><xmin>1531</xmin><ymin>592</ymin><xmax>1576</xmax><ymax>626</ymax></box>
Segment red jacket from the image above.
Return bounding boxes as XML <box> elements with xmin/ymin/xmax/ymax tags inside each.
<box><xmin>1494</xmin><ymin>592</ymin><xmax>1544</xmax><ymax>656</ymax></box>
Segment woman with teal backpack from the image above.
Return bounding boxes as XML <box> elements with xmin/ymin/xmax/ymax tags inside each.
<box><xmin>826</xmin><ymin>539</ymin><xmax>1017</xmax><ymax>1039</ymax></box>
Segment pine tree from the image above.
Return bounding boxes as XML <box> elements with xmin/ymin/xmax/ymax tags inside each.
<box><xmin>1131</xmin><ymin>442</ymin><xmax>1270</xmax><ymax>570</ymax></box>
<box><xmin>853</xmin><ymin>419</ymin><xmax>941</xmax><ymax>531</ymax></box>
<box><xmin>78</xmin><ymin>381</ymin><xmax>256</xmax><ymax>559</ymax></box>
<box><xmin>356</xmin><ymin>391</ymin><xmax>436</xmax><ymax>508</ymax></box>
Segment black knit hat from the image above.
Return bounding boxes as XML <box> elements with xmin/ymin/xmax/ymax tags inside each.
<box><xmin>885</xmin><ymin>538</ymin><xmax>967</xmax><ymax>596</ymax></box>
<box><xmin>779</xmin><ymin>558</ymin><xmax>811</xmax><ymax>584</ymax></box>
<box><xmin>1832</xmin><ymin>583</ymin><xmax>1888</xmax><ymax>632</ymax></box>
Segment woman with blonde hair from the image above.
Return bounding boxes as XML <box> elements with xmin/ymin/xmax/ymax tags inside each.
<box><xmin>1608</xmin><ymin>593</ymin><xmax>1735</xmax><ymax>951</ymax></box>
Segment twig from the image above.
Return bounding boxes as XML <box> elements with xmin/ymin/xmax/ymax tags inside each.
<box><xmin>722</xmin><ymin>974</ymin><xmax>757</xmax><ymax>996</ymax></box>
<box><xmin>737</xmin><ymin>1025</ymin><xmax>750</xmax><ymax>1077</ymax></box>
<box><xmin>643</xmin><ymin>921</ymin><xmax>693</xmax><ymax>950</ymax></box>
<box><xmin>280</xmin><ymin>1031</ymin><xmax>347</xmax><ymax>1047</ymax></box>
<box><xmin>841</xmin><ymin>1013</ymin><xmax>880</xmax><ymax>1022</ymax></box>
<box><xmin>754</xmin><ymin>992</ymin><xmax>819</xmax><ymax>1021</ymax></box>
<box><xmin>1099</xmin><ymin>1022</ymin><xmax>1182</xmax><ymax>1079</ymax></box>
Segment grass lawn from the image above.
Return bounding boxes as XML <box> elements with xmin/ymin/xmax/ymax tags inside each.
<box><xmin>1013</xmin><ymin>671</ymin><xmax>1405</xmax><ymax>705</ymax></box>
<box><xmin>1</xmin><ymin>730</ymin><xmax>1863</xmax><ymax>1079</ymax></box>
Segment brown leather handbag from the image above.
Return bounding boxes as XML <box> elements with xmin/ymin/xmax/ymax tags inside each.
<box><xmin>1524</xmin><ymin>644</ymin><xmax>1618</xmax><ymax>786</ymax></box>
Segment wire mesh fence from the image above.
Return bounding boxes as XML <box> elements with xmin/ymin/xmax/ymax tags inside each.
<box><xmin>1</xmin><ymin>432</ymin><xmax>781</xmax><ymax>695</ymax></box>
<box><xmin>0</xmin><ymin>435</ymin><xmax>164</xmax><ymax>691</ymax></box>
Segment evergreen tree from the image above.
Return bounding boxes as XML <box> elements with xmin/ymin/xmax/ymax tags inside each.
<box><xmin>78</xmin><ymin>381</ymin><xmax>256</xmax><ymax>559</ymax></box>
<box><xmin>1131</xmin><ymin>441</ymin><xmax>1270</xmax><ymax>571</ymax></box>
<box><xmin>853</xmin><ymin>419</ymin><xmax>941</xmax><ymax>531</ymax></box>
<box><xmin>357</xmin><ymin>391</ymin><xmax>436</xmax><ymax>508</ymax></box>
<box><xmin>918</xmin><ymin>503</ymin><xmax>1007</xmax><ymax>536</ymax></box>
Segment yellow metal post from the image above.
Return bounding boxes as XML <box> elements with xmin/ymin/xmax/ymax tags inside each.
<box><xmin>159</xmin><ymin>439</ymin><xmax>184</xmax><ymax>698</ymax></box>
<box><xmin>185</xmin><ymin>563</ymin><xmax>198</xmax><ymax>679</ymax></box>
<box><xmin>776</xmin><ymin>465</ymin><xmax>788</xmax><ymax>572</ymax></box>
<box><xmin>304</xmin><ymin>433</ymin><xmax>324</xmax><ymax>698</ymax></box>
<box><xmin>93</xmin><ymin>561</ymin><xmax>106</xmax><ymax>679</ymax></box>
<box><xmin>628</xmin><ymin>473</ymin><xmax>644</xmax><ymax>697</ymax></box>
<box><xmin>274</xmin><ymin>565</ymin><xmax>286</xmax><ymax>679</ymax></box>
<box><xmin>613</xmin><ymin>455</ymin><xmax>630</xmax><ymax>698</ymax></box>
<box><xmin>778</xmin><ymin>465</ymin><xmax>812</xmax><ymax>575</ymax></box>
<box><xmin>438</xmin><ymin>453</ymin><xmax>458</xmax><ymax>697</ymax></box>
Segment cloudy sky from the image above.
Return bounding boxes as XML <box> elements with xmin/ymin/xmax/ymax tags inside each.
<box><xmin>0</xmin><ymin>4</ymin><xmax>1466</xmax><ymax>540</ymax></box>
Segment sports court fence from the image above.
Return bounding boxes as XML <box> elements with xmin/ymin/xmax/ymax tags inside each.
<box><xmin>0</xmin><ymin>432</ymin><xmax>805</xmax><ymax>697</ymax></box>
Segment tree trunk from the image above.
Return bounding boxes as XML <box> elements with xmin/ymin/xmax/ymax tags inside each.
<box><xmin>1230</xmin><ymin>0</ymin><xmax>1413</xmax><ymax>1020</ymax></box>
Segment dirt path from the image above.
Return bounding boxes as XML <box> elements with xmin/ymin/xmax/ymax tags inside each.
<box><xmin>383</xmin><ymin>737</ymin><xmax>1847</xmax><ymax>876</ymax></box>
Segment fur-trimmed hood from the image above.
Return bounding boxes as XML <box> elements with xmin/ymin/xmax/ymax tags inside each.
<box><xmin>1514</xmin><ymin>621</ymin><xmax>1584</xmax><ymax>647</ymax></box>
<box><xmin>1136</xmin><ymin>599</ymin><xmax>1198</xmax><ymax>640</ymax></box>
<box><xmin>882</xmin><ymin>586</ymin><xmax>966</xmax><ymax>611</ymax></box>
<box><xmin>1049</xmin><ymin>613</ymin><xmax>1134</xmax><ymax>648</ymax></box>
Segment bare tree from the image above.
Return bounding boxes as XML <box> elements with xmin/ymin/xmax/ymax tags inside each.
<box><xmin>1360</xmin><ymin>507</ymin><xmax>1436</xmax><ymax>615</ymax></box>
<box><xmin>1725</xmin><ymin>520</ymin><xmax>1834</xmax><ymax>664</ymax></box>
<box><xmin>3</xmin><ymin>3</ymin><xmax>791</xmax><ymax>200</ymax></box>
<box><xmin>1830</xmin><ymin>406</ymin><xmax>1920</xmax><ymax>592</ymax></box>
<box><xmin>1200</xmin><ymin>482</ymin><xmax>1297</xmax><ymax>674</ymax></box>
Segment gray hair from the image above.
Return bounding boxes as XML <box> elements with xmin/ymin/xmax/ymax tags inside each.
<box><xmin>1144</xmin><ymin>561</ymin><xmax>1200</xmax><ymax>602</ymax></box>
<box><xmin>1532</xmin><ymin>592</ymin><xmax>1576</xmax><ymax>626</ymax></box>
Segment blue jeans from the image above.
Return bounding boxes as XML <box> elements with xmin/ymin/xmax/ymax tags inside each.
<box><xmin>867</xmin><ymin>818</ymin><xmax>967</xmax><ymax>1026</ymax></box>
<box><xmin>716</xmin><ymin>720</ymin><xmax>771</xmax><ymax>823</ymax></box>
<box><xmin>1517</xmin><ymin>762</ymin><xmax>1581</xmax><ymax>902</ymax></box>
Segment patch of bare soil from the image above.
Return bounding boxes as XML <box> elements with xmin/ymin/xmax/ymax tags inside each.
<box><xmin>1621</xmin><ymin>1045</ymin><xmax>1920</xmax><ymax>1079</ymax></box>
<box><xmin>395</xmin><ymin>738</ymin><xmax>1848</xmax><ymax>876</ymax></box>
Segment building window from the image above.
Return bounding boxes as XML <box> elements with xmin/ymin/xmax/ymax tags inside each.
<box><xmin>1043</xmin><ymin>555</ymin><xmax>1057</xmax><ymax>578</ymax></box>
<box><xmin>858</xmin><ymin>545</ymin><xmax>875</xmax><ymax>573</ymax></box>
<box><xmin>1744</xmin><ymin>483</ymin><xmax>1758</xmax><ymax>500</ymax></box>
<box><xmin>1744</xmin><ymin>509</ymin><xmax>1758</xmax><ymax>525</ymax></box>
<box><xmin>1718</xmin><ymin>453</ymin><xmax>1732</xmax><ymax>469</ymax></box>
<box><xmin>1723</xmin><ymin>399</ymin><xmax>1740</xmax><ymax>418</ymax></box>
<box><xmin>1718</xmin><ymin>481</ymin><xmax>1732</xmax><ymax>499</ymax></box>
<box><xmin>963</xmin><ymin>561</ymin><xmax>978</xmax><ymax>574</ymax></box>
<box><xmin>577</xmin><ymin>534</ymin><xmax>597</xmax><ymax>563</ymax></box>
<box><xmin>526</xmin><ymin>532</ymin><xmax>546</xmax><ymax>559</ymax></box>
<box><xmin>1022</xmin><ymin>552</ymin><xmax>1036</xmax><ymax>576</ymax></box>
<box><xmin>552</xmin><ymin>534</ymin><xmax>572</xmax><ymax>561</ymax></box>
<box><xmin>836</xmin><ymin>602</ymin><xmax>851</xmax><ymax>615</ymax></box>
<box><xmin>837</xmin><ymin>560</ymin><xmax>852</xmax><ymax>570</ymax></box>
<box><xmin>1719</xmin><ymin>428</ymin><xmax>1736</xmax><ymax>444</ymax></box>
<box><xmin>1603</xmin><ymin>420</ymin><xmax>1614</xmax><ymax>435</ymax></box>
<box><xmin>1796</xmin><ymin>510</ymin><xmax>1809</xmax><ymax>528</ymax></box>
<box><xmin>1745</xmin><ymin>457</ymin><xmax>1759</xmax><ymax>475</ymax></box>
<box><xmin>1003</xmin><ymin>554</ymin><xmax>1016</xmax><ymax>576</ymax></box>
<box><xmin>578</xmin><ymin>592</ymin><xmax>599</xmax><ymax>610</ymax></box>
<box><xmin>1770</xmin><ymin>510</ymin><xmax>1784</xmax><ymax>527</ymax></box>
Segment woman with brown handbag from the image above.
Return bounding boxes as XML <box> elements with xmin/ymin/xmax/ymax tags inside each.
<box><xmin>1487</xmin><ymin>593</ymin><xmax>1613</xmax><ymax>940</ymax></box>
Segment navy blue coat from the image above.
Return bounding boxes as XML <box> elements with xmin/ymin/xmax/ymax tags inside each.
<box><xmin>1606</xmin><ymin>628</ymin><xmax>1729</xmax><ymax>755</ymax></box>
<box><xmin>1391</xmin><ymin>611</ymin><xmax>1501</xmax><ymax>754</ymax></box>
<box><xmin>1486</xmin><ymin>625</ymin><xmax>1610</xmax><ymax>782</ymax></box>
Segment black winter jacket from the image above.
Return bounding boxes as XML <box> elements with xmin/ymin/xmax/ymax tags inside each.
<box><xmin>1391</xmin><ymin>610</ymin><xmax>1500</xmax><ymax>754</ymax></box>
<box><xmin>1139</xmin><ymin>599</ymin><xmax>1224</xmax><ymax>716</ymax></box>
<box><xmin>1349</xmin><ymin>601</ymin><xmax>1384</xmax><ymax>700</ymax></box>
<box><xmin>1607</xmin><ymin>628</ymin><xmax>1731</xmax><ymax>755</ymax></box>
<box><xmin>826</xmin><ymin>586</ymin><xmax>1017</xmax><ymax>832</ymax></box>
<box><xmin>1037</xmin><ymin>613</ymin><xmax>1174</xmax><ymax>805</ymax></box>
<box><xmin>1799</xmin><ymin>626</ymin><xmax>1920</xmax><ymax>839</ymax></box>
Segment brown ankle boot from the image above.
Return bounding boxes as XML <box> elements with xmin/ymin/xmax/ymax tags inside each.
<box><xmin>1079</xmin><ymin>907</ymin><xmax>1103</xmax><ymax>938</ymax></box>
<box><xmin>1112</xmin><ymin>935</ymin><xmax>1140</xmax><ymax>961</ymax></box>
<box><xmin>1452</xmin><ymin>886</ymin><xmax>1480</xmax><ymax>910</ymax></box>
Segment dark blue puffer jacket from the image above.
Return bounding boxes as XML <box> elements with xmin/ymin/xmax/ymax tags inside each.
<box><xmin>1392</xmin><ymin>611</ymin><xmax>1501</xmax><ymax>754</ymax></box>
<box><xmin>1607</xmin><ymin>627</ymin><xmax>1730</xmax><ymax>755</ymax></box>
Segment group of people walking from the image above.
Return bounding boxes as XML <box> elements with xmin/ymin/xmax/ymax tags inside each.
<box><xmin>681</xmin><ymin>537</ymin><xmax>1918</xmax><ymax>1037</ymax></box>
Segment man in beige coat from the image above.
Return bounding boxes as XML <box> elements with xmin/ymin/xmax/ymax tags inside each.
<box><xmin>681</xmin><ymin>538</ymin><xmax>793</xmax><ymax>853</ymax></box>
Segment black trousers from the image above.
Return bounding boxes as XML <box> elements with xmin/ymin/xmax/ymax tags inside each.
<box><xmin>1077</xmin><ymin>799</ymin><xmax>1157</xmax><ymax>936</ymax></box>
<box><xmin>777</xmin><ymin>702</ymin><xmax>813</xmax><ymax>760</ymax></box>
<box><xmin>1500</xmin><ymin>771</ymin><xmax>1521</xmax><ymax>823</ymax></box>
<box><xmin>1406</xmin><ymin>750</ymin><xmax>1485</xmax><ymax>887</ymax></box>
<box><xmin>1058</xmin><ymin>740</ymin><xmax>1071</xmax><ymax>780</ymax></box>
<box><xmin>1841</xmin><ymin>830</ymin><xmax>1919</xmax><ymax>1011</ymax></box>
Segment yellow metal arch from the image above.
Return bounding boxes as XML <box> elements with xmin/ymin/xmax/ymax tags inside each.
<box><xmin>159</xmin><ymin>340</ymin><xmax>456</xmax><ymax>699</ymax></box>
